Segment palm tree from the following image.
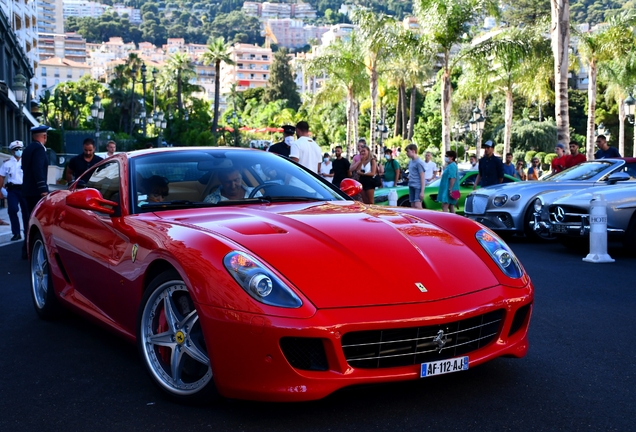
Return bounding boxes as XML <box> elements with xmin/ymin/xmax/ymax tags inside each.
<box><xmin>165</xmin><ymin>52</ymin><xmax>197</xmax><ymax>114</ymax></box>
<box><xmin>600</xmin><ymin>52</ymin><xmax>636</xmax><ymax>156</ymax></box>
<box><xmin>551</xmin><ymin>0</ymin><xmax>571</xmax><ymax>145</ymax></box>
<box><xmin>353</xmin><ymin>9</ymin><xmax>398</xmax><ymax>151</ymax></box>
<box><xmin>467</xmin><ymin>27</ymin><xmax>548</xmax><ymax>156</ymax></box>
<box><xmin>306</xmin><ymin>31</ymin><xmax>367</xmax><ymax>151</ymax></box>
<box><xmin>576</xmin><ymin>11</ymin><xmax>636</xmax><ymax>159</ymax></box>
<box><xmin>202</xmin><ymin>37</ymin><xmax>235</xmax><ymax>140</ymax></box>
<box><xmin>414</xmin><ymin>0</ymin><xmax>499</xmax><ymax>153</ymax></box>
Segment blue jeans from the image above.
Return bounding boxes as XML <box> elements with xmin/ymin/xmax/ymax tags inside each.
<box><xmin>7</xmin><ymin>188</ymin><xmax>28</xmax><ymax>236</ymax></box>
<box><xmin>409</xmin><ymin>186</ymin><xmax>422</xmax><ymax>203</ymax></box>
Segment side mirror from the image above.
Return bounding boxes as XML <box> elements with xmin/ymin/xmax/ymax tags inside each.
<box><xmin>66</xmin><ymin>188</ymin><xmax>118</xmax><ymax>215</ymax></box>
<box><xmin>340</xmin><ymin>178</ymin><xmax>363</xmax><ymax>197</ymax></box>
<box><xmin>607</xmin><ymin>172</ymin><xmax>630</xmax><ymax>184</ymax></box>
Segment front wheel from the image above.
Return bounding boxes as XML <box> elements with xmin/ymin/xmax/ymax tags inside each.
<box><xmin>524</xmin><ymin>206</ymin><xmax>556</xmax><ymax>242</ymax></box>
<box><xmin>30</xmin><ymin>233</ymin><xmax>62</xmax><ymax>319</ymax></box>
<box><xmin>137</xmin><ymin>270</ymin><xmax>217</xmax><ymax>403</ymax></box>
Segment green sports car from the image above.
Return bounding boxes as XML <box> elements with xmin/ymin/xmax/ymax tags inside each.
<box><xmin>374</xmin><ymin>170</ymin><xmax>520</xmax><ymax>213</ymax></box>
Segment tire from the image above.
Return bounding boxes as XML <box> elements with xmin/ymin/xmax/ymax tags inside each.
<box><xmin>524</xmin><ymin>205</ymin><xmax>556</xmax><ymax>242</ymax></box>
<box><xmin>137</xmin><ymin>270</ymin><xmax>218</xmax><ymax>403</ymax></box>
<box><xmin>397</xmin><ymin>196</ymin><xmax>410</xmax><ymax>207</ymax></box>
<box><xmin>30</xmin><ymin>233</ymin><xmax>62</xmax><ymax>319</ymax></box>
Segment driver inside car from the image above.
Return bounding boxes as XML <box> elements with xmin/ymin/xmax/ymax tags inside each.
<box><xmin>204</xmin><ymin>168</ymin><xmax>262</xmax><ymax>203</ymax></box>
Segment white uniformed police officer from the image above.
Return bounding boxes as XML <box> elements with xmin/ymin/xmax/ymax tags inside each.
<box><xmin>0</xmin><ymin>141</ymin><xmax>29</xmax><ymax>241</ymax></box>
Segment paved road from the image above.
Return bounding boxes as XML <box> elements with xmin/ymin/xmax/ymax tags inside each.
<box><xmin>0</xmin><ymin>239</ymin><xmax>634</xmax><ymax>431</ymax></box>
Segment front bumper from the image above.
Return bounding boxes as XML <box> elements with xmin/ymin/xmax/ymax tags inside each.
<box><xmin>196</xmin><ymin>283</ymin><xmax>533</xmax><ymax>401</ymax></box>
<box><xmin>466</xmin><ymin>212</ymin><xmax>519</xmax><ymax>232</ymax></box>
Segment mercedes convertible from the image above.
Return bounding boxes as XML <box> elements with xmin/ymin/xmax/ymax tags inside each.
<box><xmin>27</xmin><ymin>147</ymin><xmax>533</xmax><ymax>403</ymax></box>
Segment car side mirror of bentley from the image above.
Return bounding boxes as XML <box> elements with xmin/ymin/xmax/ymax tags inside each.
<box><xmin>339</xmin><ymin>178</ymin><xmax>363</xmax><ymax>198</ymax></box>
<box><xmin>606</xmin><ymin>172</ymin><xmax>631</xmax><ymax>184</ymax></box>
<box><xmin>66</xmin><ymin>188</ymin><xmax>118</xmax><ymax>215</ymax></box>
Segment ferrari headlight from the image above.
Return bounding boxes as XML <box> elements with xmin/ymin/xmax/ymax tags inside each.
<box><xmin>493</xmin><ymin>194</ymin><xmax>508</xmax><ymax>207</ymax></box>
<box><xmin>223</xmin><ymin>251</ymin><xmax>302</xmax><ymax>308</ymax></box>
<box><xmin>533</xmin><ymin>197</ymin><xmax>543</xmax><ymax>213</ymax></box>
<box><xmin>475</xmin><ymin>229</ymin><xmax>523</xmax><ymax>279</ymax></box>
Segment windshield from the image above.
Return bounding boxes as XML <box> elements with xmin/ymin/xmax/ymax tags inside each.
<box><xmin>548</xmin><ymin>160</ymin><xmax>614</xmax><ymax>181</ymax></box>
<box><xmin>130</xmin><ymin>149</ymin><xmax>347</xmax><ymax>213</ymax></box>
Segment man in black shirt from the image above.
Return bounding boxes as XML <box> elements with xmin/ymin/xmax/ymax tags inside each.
<box><xmin>331</xmin><ymin>145</ymin><xmax>351</xmax><ymax>187</ymax></box>
<box><xmin>268</xmin><ymin>125</ymin><xmax>296</xmax><ymax>157</ymax></box>
<box><xmin>473</xmin><ymin>140</ymin><xmax>504</xmax><ymax>189</ymax></box>
<box><xmin>65</xmin><ymin>138</ymin><xmax>103</xmax><ymax>184</ymax></box>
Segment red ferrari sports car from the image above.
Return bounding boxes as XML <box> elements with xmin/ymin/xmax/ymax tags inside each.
<box><xmin>28</xmin><ymin>147</ymin><xmax>533</xmax><ymax>403</ymax></box>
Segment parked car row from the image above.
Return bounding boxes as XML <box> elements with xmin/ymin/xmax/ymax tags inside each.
<box><xmin>461</xmin><ymin>158</ymin><xmax>636</xmax><ymax>248</ymax></box>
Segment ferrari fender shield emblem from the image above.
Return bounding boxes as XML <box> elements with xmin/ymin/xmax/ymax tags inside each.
<box><xmin>131</xmin><ymin>244</ymin><xmax>138</xmax><ymax>263</ymax></box>
<box><xmin>415</xmin><ymin>282</ymin><xmax>427</xmax><ymax>292</ymax></box>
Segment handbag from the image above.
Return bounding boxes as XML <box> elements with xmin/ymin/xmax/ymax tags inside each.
<box><xmin>450</xmin><ymin>189</ymin><xmax>461</xmax><ymax>200</ymax></box>
<box><xmin>372</xmin><ymin>174</ymin><xmax>383</xmax><ymax>188</ymax></box>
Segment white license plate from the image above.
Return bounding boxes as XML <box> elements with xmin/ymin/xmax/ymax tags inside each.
<box><xmin>550</xmin><ymin>224</ymin><xmax>568</xmax><ymax>234</ymax></box>
<box><xmin>420</xmin><ymin>356</ymin><xmax>469</xmax><ymax>378</ymax></box>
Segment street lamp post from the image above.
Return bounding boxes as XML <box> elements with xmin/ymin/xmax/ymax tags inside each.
<box><xmin>12</xmin><ymin>73</ymin><xmax>28</xmax><ymax>142</ymax></box>
<box><xmin>154</xmin><ymin>110</ymin><xmax>165</xmax><ymax>148</ymax></box>
<box><xmin>141</xmin><ymin>64</ymin><xmax>147</xmax><ymax>137</ymax></box>
<box><xmin>232</xmin><ymin>111</ymin><xmax>242</xmax><ymax>147</ymax></box>
<box><xmin>374</xmin><ymin>119</ymin><xmax>388</xmax><ymax>159</ymax></box>
<box><xmin>152</xmin><ymin>68</ymin><xmax>158</xmax><ymax>115</ymax></box>
<box><xmin>130</xmin><ymin>67</ymin><xmax>137</xmax><ymax>136</ymax></box>
<box><xmin>624</xmin><ymin>94</ymin><xmax>636</xmax><ymax>157</ymax></box>
<box><xmin>469</xmin><ymin>107</ymin><xmax>486</xmax><ymax>158</ymax></box>
<box><xmin>597</xmin><ymin>122</ymin><xmax>611</xmax><ymax>142</ymax></box>
<box><xmin>90</xmin><ymin>95</ymin><xmax>104</xmax><ymax>147</ymax></box>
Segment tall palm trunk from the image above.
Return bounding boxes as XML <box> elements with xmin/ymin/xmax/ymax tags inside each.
<box><xmin>369</xmin><ymin>63</ymin><xmax>378</xmax><ymax>151</ymax></box>
<box><xmin>408</xmin><ymin>85</ymin><xmax>417</xmax><ymax>140</ymax></box>
<box><xmin>400</xmin><ymin>85</ymin><xmax>407</xmax><ymax>138</ymax></box>
<box><xmin>475</xmin><ymin>95</ymin><xmax>486</xmax><ymax>159</ymax></box>
<box><xmin>441</xmin><ymin>52</ymin><xmax>452</xmax><ymax>153</ymax></box>
<box><xmin>394</xmin><ymin>87</ymin><xmax>402</xmax><ymax>137</ymax></box>
<box><xmin>551</xmin><ymin>0</ymin><xmax>571</xmax><ymax>146</ymax></box>
<box><xmin>586</xmin><ymin>61</ymin><xmax>597</xmax><ymax>160</ymax></box>
<box><xmin>618</xmin><ymin>96</ymin><xmax>625</xmax><ymax>156</ymax></box>
<box><xmin>504</xmin><ymin>87</ymin><xmax>514</xmax><ymax>156</ymax></box>
<box><xmin>346</xmin><ymin>86</ymin><xmax>355</xmax><ymax>151</ymax></box>
<box><xmin>212</xmin><ymin>60</ymin><xmax>221</xmax><ymax>140</ymax></box>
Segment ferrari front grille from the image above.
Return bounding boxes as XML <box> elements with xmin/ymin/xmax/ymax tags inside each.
<box><xmin>341</xmin><ymin>310</ymin><xmax>504</xmax><ymax>369</ymax></box>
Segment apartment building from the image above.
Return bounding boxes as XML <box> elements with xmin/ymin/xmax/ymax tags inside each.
<box><xmin>39</xmin><ymin>0</ymin><xmax>64</xmax><ymax>34</ymax></box>
<box><xmin>39</xmin><ymin>56</ymin><xmax>91</xmax><ymax>91</ymax></box>
<box><xmin>63</xmin><ymin>0</ymin><xmax>109</xmax><ymax>18</ymax></box>
<box><xmin>0</xmin><ymin>0</ymin><xmax>38</xmax><ymax>74</ymax></box>
<box><xmin>267</xmin><ymin>18</ymin><xmax>330</xmax><ymax>49</ymax></box>
<box><xmin>220</xmin><ymin>43</ymin><xmax>272</xmax><ymax>93</ymax></box>
<box><xmin>242</xmin><ymin>1</ymin><xmax>316</xmax><ymax>19</ymax></box>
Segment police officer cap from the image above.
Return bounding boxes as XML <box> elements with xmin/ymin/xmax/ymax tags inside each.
<box><xmin>9</xmin><ymin>140</ymin><xmax>23</xmax><ymax>150</ymax></box>
<box><xmin>282</xmin><ymin>125</ymin><xmax>296</xmax><ymax>134</ymax></box>
<box><xmin>31</xmin><ymin>125</ymin><xmax>50</xmax><ymax>134</ymax></box>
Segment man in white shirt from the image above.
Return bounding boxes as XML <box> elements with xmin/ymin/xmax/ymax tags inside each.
<box><xmin>290</xmin><ymin>121</ymin><xmax>322</xmax><ymax>173</ymax></box>
<box><xmin>423</xmin><ymin>151</ymin><xmax>437</xmax><ymax>184</ymax></box>
<box><xmin>0</xmin><ymin>141</ymin><xmax>28</xmax><ymax>240</ymax></box>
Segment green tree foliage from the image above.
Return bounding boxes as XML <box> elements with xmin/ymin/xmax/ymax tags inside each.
<box><xmin>493</xmin><ymin>119</ymin><xmax>558</xmax><ymax>153</ymax></box>
<box><xmin>570</xmin><ymin>0</ymin><xmax>624</xmax><ymax>25</ymax></box>
<box><xmin>262</xmin><ymin>49</ymin><xmax>301</xmax><ymax>111</ymax></box>
<box><xmin>500</xmin><ymin>0</ymin><xmax>550</xmax><ymax>26</ymax></box>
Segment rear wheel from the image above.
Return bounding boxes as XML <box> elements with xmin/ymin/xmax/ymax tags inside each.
<box><xmin>137</xmin><ymin>270</ymin><xmax>218</xmax><ymax>403</ymax></box>
<box><xmin>397</xmin><ymin>196</ymin><xmax>410</xmax><ymax>207</ymax></box>
<box><xmin>30</xmin><ymin>233</ymin><xmax>62</xmax><ymax>319</ymax></box>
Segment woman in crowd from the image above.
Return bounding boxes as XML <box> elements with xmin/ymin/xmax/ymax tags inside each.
<box><xmin>437</xmin><ymin>150</ymin><xmax>460</xmax><ymax>213</ymax></box>
<box><xmin>354</xmin><ymin>145</ymin><xmax>378</xmax><ymax>204</ymax></box>
<box><xmin>319</xmin><ymin>152</ymin><xmax>334</xmax><ymax>183</ymax></box>
<box><xmin>515</xmin><ymin>160</ymin><xmax>528</xmax><ymax>180</ymax></box>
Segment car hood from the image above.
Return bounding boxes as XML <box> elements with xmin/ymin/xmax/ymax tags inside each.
<box><xmin>157</xmin><ymin>202</ymin><xmax>501</xmax><ymax>309</ymax></box>
<box><xmin>553</xmin><ymin>183</ymin><xmax>636</xmax><ymax>207</ymax></box>
<box><xmin>471</xmin><ymin>180</ymin><xmax>596</xmax><ymax>197</ymax></box>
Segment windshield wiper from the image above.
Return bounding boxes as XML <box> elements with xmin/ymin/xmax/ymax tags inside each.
<box><xmin>140</xmin><ymin>197</ymin><xmax>272</xmax><ymax>209</ymax></box>
<box><xmin>265</xmin><ymin>196</ymin><xmax>325</xmax><ymax>202</ymax></box>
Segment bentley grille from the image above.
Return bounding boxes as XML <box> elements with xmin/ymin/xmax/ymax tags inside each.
<box><xmin>341</xmin><ymin>310</ymin><xmax>504</xmax><ymax>369</ymax></box>
<box><xmin>465</xmin><ymin>195</ymin><xmax>488</xmax><ymax>214</ymax></box>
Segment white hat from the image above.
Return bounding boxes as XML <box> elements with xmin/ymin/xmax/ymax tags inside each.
<box><xmin>9</xmin><ymin>140</ymin><xmax>23</xmax><ymax>150</ymax></box>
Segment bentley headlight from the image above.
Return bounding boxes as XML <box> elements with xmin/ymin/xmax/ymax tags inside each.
<box><xmin>224</xmin><ymin>251</ymin><xmax>302</xmax><ymax>308</ymax></box>
<box><xmin>533</xmin><ymin>197</ymin><xmax>543</xmax><ymax>213</ymax></box>
<box><xmin>476</xmin><ymin>229</ymin><xmax>523</xmax><ymax>279</ymax></box>
<box><xmin>493</xmin><ymin>194</ymin><xmax>508</xmax><ymax>207</ymax></box>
